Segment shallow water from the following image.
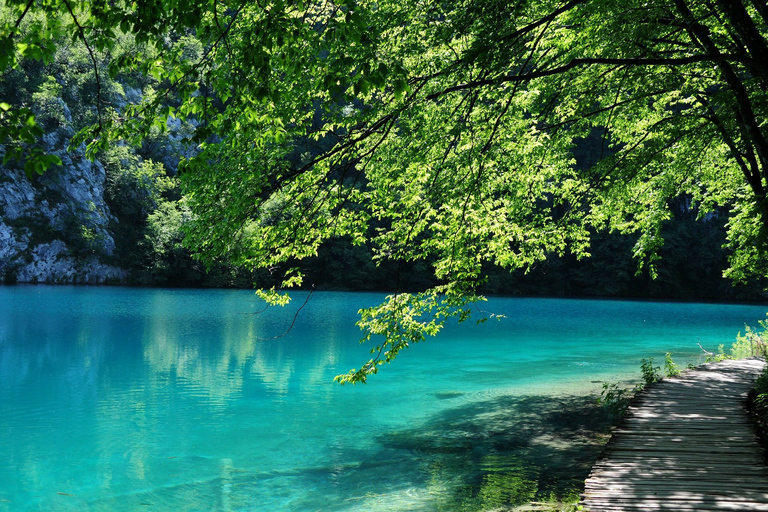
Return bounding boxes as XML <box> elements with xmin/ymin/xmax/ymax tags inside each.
<box><xmin>1</xmin><ymin>287</ymin><xmax>766</xmax><ymax>511</ymax></box>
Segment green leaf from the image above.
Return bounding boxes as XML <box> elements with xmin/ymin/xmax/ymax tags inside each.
<box><xmin>393</xmin><ymin>79</ymin><xmax>408</xmax><ymax>101</ymax></box>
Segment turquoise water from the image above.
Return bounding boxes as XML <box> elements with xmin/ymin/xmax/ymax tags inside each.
<box><xmin>1</xmin><ymin>286</ymin><xmax>766</xmax><ymax>511</ymax></box>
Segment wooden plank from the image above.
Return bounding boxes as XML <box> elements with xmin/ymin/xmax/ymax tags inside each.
<box><xmin>604</xmin><ymin>446</ymin><xmax>761</xmax><ymax>455</ymax></box>
<box><xmin>588</xmin><ymin>467</ymin><xmax>768</xmax><ymax>476</ymax></box>
<box><xmin>605</xmin><ymin>446</ymin><xmax>761</xmax><ymax>455</ymax></box>
<box><xmin>581</xmin><ymin>500</ymin><xmax>768</xmax><ymax>512</ymax></box>
<box><xmin>588</xmin><ymin>471</ymin><xmax>768</xmax><ymax>479</ymax></box>
<box><xmin>585</xmin><ymin>481</ymin><xmax>768</xmax><ymax>493</ymax></box>
<box><xmin>583</xmin><ymin>490</ymin><xmax>768</xmax><ymax>501</ymax></box>
<box><xmin>610</xmin><ymin>429</ymin><xmax>756</xmax><ymax>436</ymax></box>
<box><xmin>608</xmin><ymin>435</ymin><xmax>758</xmax><ymax>442</ymax></box>
<box><xmin>580</xmin><ymin>358</ymin><xmax>768</xmax><ymax>512</ymax></box>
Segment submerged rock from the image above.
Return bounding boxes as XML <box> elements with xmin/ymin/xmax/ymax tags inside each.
<box><xmin>432</xmin><ymin>391</ymin><xmax>466</xmax><ymax>400</ymax></box>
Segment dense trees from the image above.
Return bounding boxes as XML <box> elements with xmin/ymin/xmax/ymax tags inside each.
<box><xmin>2</xmin><ymin>0</ymin><xmax>767</xmax><ymax>381</ymax></box>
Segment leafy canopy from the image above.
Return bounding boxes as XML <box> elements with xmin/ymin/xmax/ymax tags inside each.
<box><xmin>3</xmin><ymin>0</ymin><xmax>768</xmax><ymax>382</ymax></box>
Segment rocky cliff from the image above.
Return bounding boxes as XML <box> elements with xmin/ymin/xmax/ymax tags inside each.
<box><xmin>0</xmin><ymin>112</ymin><xmax>127</xmax><ymax>284</ymax></box>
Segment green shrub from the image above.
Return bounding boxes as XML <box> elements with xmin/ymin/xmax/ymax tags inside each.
<box><xmin>756</xmin><ymin>369</ymin><xmax>768</xmax><ymax>400</ymax></box>
<box><xmin>31</xmin><ymin>76</ymin><xmax>67</xmax><ymax>129</ymax></box>
<box><xmin>733</xmin><ymin>322</ymin><xmax>768</xmax><ymax>359</ymax></box>
<box><xmin>705</xmin><ymin>343</ymin><xmax>734</xmax><ymax>363</ymax></box>
<box><xmin>598</xmin><ymin>382</ymin><xmax>636</xmax><ymax>417</ymax></box>
<box><xmin>640</xmin><ymin>358</ymin><xmax>662</xmax><ymax>385</ymax></box>
<box><xmin>102</xmin><ymin>146</ymin><xmax>173</xmax><ymax>221</ymax></box>
<box><xmin>664</xmin><ymin>352</ymin><xmax>681</xmax><ymax>377</ymax></box>
<box><xmin>599</xmin><ymin>357</ymin><xmax>667</xmax><ymax>418</ymax></box>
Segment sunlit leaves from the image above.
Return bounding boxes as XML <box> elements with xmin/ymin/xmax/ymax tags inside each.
<box><xmin>724</xmin><ymin>191</ymin><xmax>768</xmax><ymax>282</ymax></box>
<box><xmin>0</xmin><ymin>104</ymin><xmax>62</xmax><ymax>177</ymax></box>
<box><xmin>335</xmin><ymin>288</ymin><xmax>483</xmax><ymax>384</ymax></box>
<box><xmin>174</xmin><ymin>0</ymin><xmax>768</xmax><ymax>382</ymax></box>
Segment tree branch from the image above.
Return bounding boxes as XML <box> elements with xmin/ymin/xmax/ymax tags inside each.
<box><xmin>61</xmin><ymin>0</ymin><xmax>103</xmax><ymax>128</ymax></box>
<box><xmin>696</xmin><ymin>93</ymin><xmax>762</xmax><ymax>194</ymax></box>
<box><xmin>715</xmin><ymin>0</ymin><xmax>768</xmax><ymax>87</ymax></box>
<box><xmin>10</xmin><ymin>0</ymin><xmax>35</xmax><ymax>39</ymax></box>
<box><xmin>749</xmin><ymin>0</ymin><xmax>768</xmax><ymax>26</ymax></box>
<box><xmin>424</xmin><ymin>53</ymin><xmax>750</xmax><ymax>101</ymax></box>
<box><xmin>497</xmin><ymin>0</ymin><xmax>587</xmax><ymax>47</ymax></box>
<box><xmin>673</xmin><ymin>0</ymin><xmax>768</xmax><ymax>199</ymax></box>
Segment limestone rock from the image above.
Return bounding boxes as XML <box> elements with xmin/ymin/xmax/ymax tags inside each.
<box><xmin>14</xmin><ymin>240</ymin><xmax>125</xmax><ymax>284</ymax></box>
<box><xmin>0</xmin><ymin>121</ymin><xmax>126</xmax><ymax>283</ymax></box>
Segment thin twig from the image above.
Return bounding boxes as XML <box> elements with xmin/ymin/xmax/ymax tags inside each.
<box><xmin>10</xmin><ymin>0</ymin><xmax>35</xmax><ymax>38</ymax></box>
<box><xmin>260</xmin><ymin>288</ymin><xmax>316</xmax><ymax>341</ymax></box>
<box><xmin>62</xmin><ymin>0</ymin><xmax>103</xmax><ymax>127</ymax></box>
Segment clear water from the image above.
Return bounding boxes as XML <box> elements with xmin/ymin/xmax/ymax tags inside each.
<box><xmin>1</xmin><ymin>286</ymin><xmax>766</xmax><ymax>511</ymax></box>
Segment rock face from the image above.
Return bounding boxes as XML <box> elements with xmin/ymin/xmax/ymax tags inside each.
<box><xmin>0</xmin><ymin>124</ymin><xmax>127</xmax><ymax>284</ymax></box>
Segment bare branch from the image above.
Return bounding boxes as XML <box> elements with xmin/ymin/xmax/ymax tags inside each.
<box><xmin>10</xmin><ymin>0</ymin><xmax>35</xmax><ymax>39</ymax></box>
<box><xmin>61</xmin><ymin>0</ymin><xmax>104</xmax><ymax>128</ymax></box>
<box><xmin>425</xmin><ymin>53</ymin><xmax>752</xmax><ymax>102</ymax></box>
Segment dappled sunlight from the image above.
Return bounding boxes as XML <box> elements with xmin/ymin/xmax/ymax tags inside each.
<box><xmin>583</xmin><ymin>358</ymin><xmax>768</xmax><ymax>511</ymax></box>
<box><xmin>378</xmin><ymin>393</ymin><xmax>616</xmax><ymax>508</ymax></box>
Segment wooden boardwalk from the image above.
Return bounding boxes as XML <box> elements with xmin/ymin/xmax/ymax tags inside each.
<box><xmin>581</xmin><ymin>358</ymin><xmax>768</xmax><ymax>511</ymax></box>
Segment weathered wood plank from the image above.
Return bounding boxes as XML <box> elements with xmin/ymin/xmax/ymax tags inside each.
<box><xmin>588</xmin><ymin>470</ymin><xmax>768</xmax><ymax>478</ymax></box>
<box><xmin>585</xmin><ymin>481</ymin><xmax>768</xmax><ymax>493</ymax></box>
<box><xmin>580</xmin><ymin>358</ymin><xmax>768</xmax><ymax>512</ymax></box>
<box><xmin>580</xmin><ymin>500</ymin><xmax>768</xmax><ymax>512</ymax></box>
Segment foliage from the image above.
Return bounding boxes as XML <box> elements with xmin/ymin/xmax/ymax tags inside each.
<box><xmin>140</xmin><ymin>199</ymin><xmax>192</xmax><ymax>283</ymax></box>
<box><xmin>0</xmin><ymin>102</ymin><xmax>61</xmax><ymax>176</ymax></box>
<box><xmin>4</xmin><ymin>0</ymin><xmax>768</xmax><ymax>380</ymax></box>
<box><xmin>62</xmin><ymin>213</ymin><xmax>105</xmax><ymax>256</ymax></box>
<box><xmin>755</xmin><ymin>367</ymin><xmax>768</xmax><ymax>402</ymax></box>
<box><xmin>748</xmin><ymin>364</ymin><xmax>768</xmax><ymax>454</ymax></box>
<box><xmin>597</xmin><ymin>382</ymin><xmax>637</xmax><ymax>418</ymax></box>
<box><xmin>102</xmin><ymin>145</ymin><xmax>173</xmax><ymax>222</ymax></box>
<box><xmin>705</xmin><ymin>343</ymin><xmax>735</xmax><ymax>363</ymax></box>
<box><xmin>640</xmin><ymin>358</ymin><xmax>662</xmax><ymax>385</ymax></box>
<box><xmin>335</xmin><ymin>288</ymin><xmax>484</xmax><ymax>384</ymax></box>
<box><xmin>702</xmin><ymin>329</ymin><xmax>768</xmax><ymax>360</ymax></box>
<box><xmin>30</xmin><ymin>76</ymin><xmax>66</xmax><ymax>129</ymax></box>
<box><xmin>733</xmin><ymin>318</ymin><xmax>768</xmax><ymax>359</ymax></box>
<box><xmin>664</xmin><ymin>352</ymin><xmax>681</xmax><ymax>378</ymax></box>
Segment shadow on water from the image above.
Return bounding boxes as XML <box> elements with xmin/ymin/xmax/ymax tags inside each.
<box><xmin>48</xmin><ymin>384</ymin><xmax>620</xmax><ymax>511</ymax></box>
<box><xmin>375</xmin><ymin>392</ymin><xmax>617</xmax><ymax>511</ymax></box>
<box><xmin>182</xmin><ymin>391</ymin><xmax>618</xmax><ymax>511</ymax></box>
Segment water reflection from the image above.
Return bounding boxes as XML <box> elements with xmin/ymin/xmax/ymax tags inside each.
<box><xmin>2</xmin><ymin>287</ymin><xmax>767</xmax><ymax>512</ymax></box>
<box><xmin>136</xmin><ymin>290</ymin><xmax>348</xmax><ymax>402</ymax></box>
<box><xmin>249</xmin><ymin>342</ymin><xmax>295</xmax><ymax>396</ymax></box>
<box><xmin>142</xmin><ymin>305</ymin><xmax>260</xmax><ymax>404</ymax></box>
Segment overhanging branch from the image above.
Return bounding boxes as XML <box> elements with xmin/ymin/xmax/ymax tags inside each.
<box><xmin>425</xmin><ymin>53</ymin><xmax>751</xmax><ymax>101</ymax></box>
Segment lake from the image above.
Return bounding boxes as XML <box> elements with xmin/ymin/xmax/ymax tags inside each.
<box><xmin>1</xmin><ymin>286</ymin><xmax>766</xmax><ymax>511</ymax></box>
